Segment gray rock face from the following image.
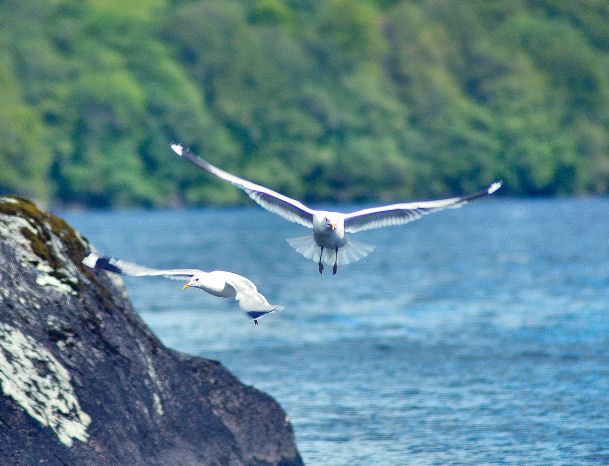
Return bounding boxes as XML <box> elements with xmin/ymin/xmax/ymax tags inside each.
<box><xmin>0</xmin><ymin>196</ymin><xmax>302</xmax><ymax>465</ymax></box>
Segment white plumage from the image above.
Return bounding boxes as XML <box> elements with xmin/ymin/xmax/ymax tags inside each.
<box><xmin>83</xmin><ymin>253</ymin><xmax>282</xmax><ymax>324</ymax></box>
<box><xmin>171</xmin><ymin>143</ymin><xmax>501</xmax><ymax>274</ymax></box>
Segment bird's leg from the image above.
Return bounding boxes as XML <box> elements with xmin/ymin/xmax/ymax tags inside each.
<box><xmin>254</xmin><ymin>319</ymin><xmax>258</xmax><ymax>326</ymax></box>
<box><xmin>333</xmin><ymin>247</ymin><xmax>338</xmax><ymax>275</ymax></box>
<box><xmin>318</xmin><ymin>246</ymin><xmax>324</xmax><ymax>274</ymax></box>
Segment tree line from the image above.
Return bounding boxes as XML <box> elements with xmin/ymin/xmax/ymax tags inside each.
<box><xmin>1</xmin><ymin>0</ymin><xmax>608</xmax><ymax>207</ymax></box>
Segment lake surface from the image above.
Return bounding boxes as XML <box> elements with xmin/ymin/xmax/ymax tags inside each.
<box><xmin>62</xmin><ymin>198</ymin><xmax>609</xmax><ymax>465</ymax></box>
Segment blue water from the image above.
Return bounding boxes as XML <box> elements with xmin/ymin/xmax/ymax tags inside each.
<box><xmin>62</xmin><ymin>198</ymin><xmax>609</xmax><ymax>464</ymax></box>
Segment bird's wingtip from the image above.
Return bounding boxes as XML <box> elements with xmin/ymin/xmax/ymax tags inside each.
<box><xmin>170</xmin><ymin>143</ymin><xmax>184</xmax><ymax>157</ymax></box>
<box><xmin>488</xmin><ymin>181</ymin><xmax>503</xmax><ymax>195</ymax></box>
<box><xmin>82</xmin><ymin>253</ymin><xmax>99</xmax><ymax>268</ymax></box>
<box><xmin>83</xmin><ymin>254</ymin><xmax>123</xmax><ymax>274</ymax></box>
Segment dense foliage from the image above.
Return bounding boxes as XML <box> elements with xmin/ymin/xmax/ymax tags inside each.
<box><xmin>1</xmin><ymin>0</ymin><xmax>608</xmax><ymax>207</ymax></box>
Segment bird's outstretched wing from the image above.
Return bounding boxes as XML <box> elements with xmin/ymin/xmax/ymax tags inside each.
<box><xmin>171</xmin><ymin>143</ymin><xmax>315</xmax><ymax>228</ymax></box>
<box><xmin>83</xmin><ymin>253</ymin><xmax>200</xmax><ymax>280</ymax></box>
<box><xmin>220</xmin><ymin>272</ymin><xmax>283</xmax><ymax>321</ymax></box>
<box><xmin>85</xmin><ymin>254</ymin><xmax>282</xmax><ymax>323</ymax></box>
<box><xmin>344</xmin><ymin>182</ymin><xmax>502</xmax><ymax>233</ymax></box>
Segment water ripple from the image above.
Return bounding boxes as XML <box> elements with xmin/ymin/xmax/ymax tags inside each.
<box><xmin>63</xmin><ymin>197</ymin><xmax>609</xmax><ymax>464</ymax></box>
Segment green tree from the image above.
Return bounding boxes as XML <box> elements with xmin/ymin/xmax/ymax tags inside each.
<box><xmin>0</xmin><ymin>50</ymin><xmax>52</xmax><ymax>201</ymax></box>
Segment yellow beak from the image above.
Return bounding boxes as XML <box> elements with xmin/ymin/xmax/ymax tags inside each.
<box><xmin>182</xmin><ymin>283</ymin><xmax>191</xmax><ymax>290</ymax></box>
<box><xmin>330</xmin><ymin>224</ymin><xmax>336</xmax><ymax>231</ymax></box>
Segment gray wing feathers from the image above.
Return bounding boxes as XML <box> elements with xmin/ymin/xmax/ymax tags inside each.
<box><xmin>83</xmin><ymin>253</ymin><xmax>199</xmax><ymax>281</ymax></box>
<box><xmin>344</xmin><ymin>182</ymin><xmax>502</xmax><ymax>233</ymax></box>
<box><xmin>244</xmin><ymin>190</ymin><xmax>315</xmax><ymax>227</ymax></box>
<box><xmin>171</xmin><ymin>143</ymin><xmax>314</xmax><ymax>228</ymax></box>
<box><xmin>222</xmin><ymin>272</ymin><xmax>283</xmax><ymax>313</ymax></box>
<box><xmin>344</xmin><ymin>206</ymin><xmax>429</xmax><ymax>232</ymax></box>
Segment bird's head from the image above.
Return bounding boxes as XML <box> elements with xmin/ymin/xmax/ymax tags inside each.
<box><xmin>182</xmin><ymin>275</ymin><xmax>202</xmax><ymax>290</ymax></box>
<box><xmin>324</xmin><ymin>216</ymin><xmax>336</xmax><ymax>231</ymax></box>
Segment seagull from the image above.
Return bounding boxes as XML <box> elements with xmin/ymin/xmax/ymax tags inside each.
<box><xmin>171</xmin><ymin>143</ymin><xmax>502</xmax><ymax>275</ymax></box>
<box><xmin>83</xmin><ymin>253</ymin><xmax>282</xmax><ymax>324</ymax></box>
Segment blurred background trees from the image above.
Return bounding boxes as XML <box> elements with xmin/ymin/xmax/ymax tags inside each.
<box><xmin>1</xmin><ymin>0</ymin><xmax>607</xmax><ymax>207</ymax></box>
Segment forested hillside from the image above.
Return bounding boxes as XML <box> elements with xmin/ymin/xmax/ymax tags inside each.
<box><xmin>1</xmin><ymin>0</ymin><xmax>608</xmax><ymax>207</ymax></box>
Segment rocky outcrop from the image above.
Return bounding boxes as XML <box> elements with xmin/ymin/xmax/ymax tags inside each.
<box><xmin>0</xmin><ymin>196</ymin><xmax>302</xmax><ymax>465</ymax></box>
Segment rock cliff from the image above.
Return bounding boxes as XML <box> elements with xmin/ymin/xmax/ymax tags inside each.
<box><xmin>0</xmin><ymin>196</ymin><xmax>302</xmax><ymax>465</ymax></box>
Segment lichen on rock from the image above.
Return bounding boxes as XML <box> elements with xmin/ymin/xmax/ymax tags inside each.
<box><xmin>0</xmin><ymin>196</ymin><xmax>89</xmax><ymax>295</ymax></box>
<box><xmin>0</xmin><ymin>322</ymin><xmax>91</xmax><ymax>448</ymax></box>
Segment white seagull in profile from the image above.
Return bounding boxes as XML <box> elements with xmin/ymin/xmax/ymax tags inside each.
<box><xmin>171</xmin><ymin>143</ymin><xmax>502</xmax><ymax>275</ymax></box>
<box><xmin>83</xmin><ymin>253</ymin><xmax>282</xmax><ymax>324</ymax></box>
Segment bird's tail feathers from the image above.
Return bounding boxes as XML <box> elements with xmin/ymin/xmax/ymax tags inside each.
<box><xmin>286</xmin><ymin>235</ymin><xmax>319</xmax><ymax>262</ymax></box>
<box><xmin>338</xmin><ymin>237</ymin><xmax>376</xmax><ymax>265</ymax></box>
<box><xmin>286</xmin><ymin>235</ymin><xmax>375</xmax><ymax>265</ymax></box>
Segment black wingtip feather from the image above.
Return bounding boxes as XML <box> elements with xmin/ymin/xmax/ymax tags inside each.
<box><xmin>95</xmin><ymin>256</ymin><xmax>123</xmax><ymax>274</ymax></box>
<box><xmin>246</xmin><ymin>310</ymin><xmax>274</xmax><ymax>320</ymax></box>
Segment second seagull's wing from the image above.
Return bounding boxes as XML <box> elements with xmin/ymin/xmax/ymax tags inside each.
<box><xmin>83</xmin><ymin>253</ymin><xmax>201</xmax><ymax>280</ymax></box>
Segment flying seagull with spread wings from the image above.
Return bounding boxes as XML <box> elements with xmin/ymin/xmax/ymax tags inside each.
<box><xmin>171</xmin><ymin>143</ymin><xmax>502</xmax><ymax>275</ymax></box>
<box><xmin>83</xmin><ymin>253</ymin><xmax>282</xmax><ymax>324</ymax></box>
